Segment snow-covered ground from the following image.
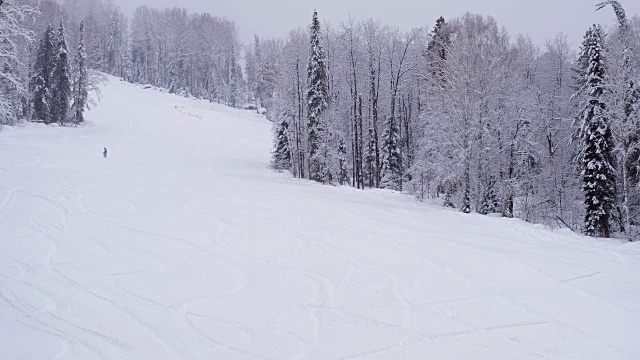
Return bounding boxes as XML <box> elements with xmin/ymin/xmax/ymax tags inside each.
<box><xmin>0</xmin><ymin>76</ymin><xmax>638</xmax><ymax>360</ymax></box>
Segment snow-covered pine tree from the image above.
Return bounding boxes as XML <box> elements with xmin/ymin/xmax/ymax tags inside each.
<box><xmin>120</xmin><ymin>46</ymin><xmax>133</xmax><ymax>82</ymax></box>
<box><xmin>338</xmin><ymin>136</ymin><xmax>349</xmax><ymax>185</ymax></box>
<box><xmin>573</xmin><ymin>27</ymin><xmax>597</xmax><ymax>93</ymax></box>
<box><xmin>306</xmin><ymin>10</ymin><xmax>329</xmax><ymax>183</ymax></box>
<box><xmin>89</xmin><ymin>13</ymin><xmax>108</xmax><ymax>74</ymax></box>
<box><xmin>577</xmin><ymin>25</ymin><xmax>617</xmax><ymax>238</ymax></box>
<box><xmin>229</xmin><ymin>51</ymin><xmax>243</xmax><ymax>108</ymax></box>
<box><xmin>71</xmin><ymin>21</ymin><xmax>88</xmax><ymax>125</ymax></box>
<box><xmin>364</xmin><ymin>126</ymin><xmax>376</xmax><ymax>187</ymax></box>
<box><xmin>461</xmin><ymin>169</ymin><xmax>471</xmax><ymax>214</ymax></box>
<box><xmin>31</xmin><ymin>25</ymin><xmax>56</xmax><ymax>123</ymax></box>
<box><xmin>443</xmin><ymin>189</ymin><xmax>455</xmax><ymax>208</ymax></box>
<box><xmin>272</xmin><ymin>111</ymin><xmax>292</xmax><ymax>171</ymax></box>
<box><xmin>427</xmin><ymin>16</ymin><xmax>450</xmax><ymax>80</ymax></box>
<box><xmin>320</xmin><ymin>139</ymin><xmax>333</xmax><ymax>184</ymax></box>
<box><xmin>480</xmin><ymin>177</ymin><xmax>499</xmax><ymax>215</ymax></box>
<box><xmin>50</xmin><ymin>21</ymin><xmax>72</xmax><ymax>125</ymax></box>
<box><xmin>105</xmin><ymin>10</ymin><xmax>120</xmax><ymax>75</ymax></box>
<box><xmin>380</xmin><ymin>114</ymin><xmax>402</xmax><ymax>191</ymax></box>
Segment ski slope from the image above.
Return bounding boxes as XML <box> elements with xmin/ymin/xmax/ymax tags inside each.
<box><xmin>0</xmin><ymin>76</ymin><xmax>638</xmax><ymax>360</ymax></box>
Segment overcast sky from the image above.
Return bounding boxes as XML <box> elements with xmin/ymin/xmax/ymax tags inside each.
<box><xmin>112</xmin><ymin>0</ymin><xmax>639</xmax><ymax>50</ymax></box>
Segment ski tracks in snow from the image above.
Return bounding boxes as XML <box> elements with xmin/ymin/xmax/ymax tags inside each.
<box><xmin>0</xmin><ymin>186</ymin><xmax>17</xmax><ymax>213</ymax></box>
<box><xmin>1</xmin><ymin>77</ymin><xmax>637</xmax><ymax>359</ymax></box>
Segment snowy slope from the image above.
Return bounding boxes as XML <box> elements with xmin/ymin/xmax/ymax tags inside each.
<box><xmin>0</xmin><ymin>76</ymin><xmax>638</xmax><ymax>360</ymax></box>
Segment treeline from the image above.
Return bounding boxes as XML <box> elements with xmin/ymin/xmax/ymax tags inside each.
<box><xmin>0</xmin><ymin>0</ymin><xmax>244</xmax><ymax>126</ymax></box>
<box><xmin>126</xmin><ymin>6</ymin><xmax>243</xmax><ymax>104</ymax></box>
<box><xmin>263</xmin><ymin>3</ymin><xmax>640</xmax><ymax>240</ymax></box>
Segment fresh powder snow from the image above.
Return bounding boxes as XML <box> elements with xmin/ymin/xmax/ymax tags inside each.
<box><xmin>0</xmin><ymin>76</ymin><xmax>638</xmax><ymax>359</ymax></box>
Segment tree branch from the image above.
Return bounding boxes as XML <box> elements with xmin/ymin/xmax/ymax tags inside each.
<box><xmin>555</xmin><ymin>216</ymin><xmax>575</xmax><ymax>231</ymax></box>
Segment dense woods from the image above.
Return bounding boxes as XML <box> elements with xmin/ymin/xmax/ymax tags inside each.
<box><xmin>260</xmin><ymin>3</ymin><xmax>640</xmax><ymax>240</ymax></box>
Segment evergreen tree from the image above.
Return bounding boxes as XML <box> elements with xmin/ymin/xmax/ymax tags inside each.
<box><xmin>380</xmin><ymin>114</ymin><xmax>402</xmax><ymax>190</ymax></box>
<box><xmin>106</xmin><ymin>11</ymin><xmax>120</xmax><ymax>75</ymax></box>
<box><xmin>120</xmin><ymin>46</ymin><xmax>133</xmax><ymax>82</ymax></box>
<box><xmin>577</xmin><ymin>25</ymin><xmax>617</xmax><ymax>238</ymax></box>
<box><xmin>31</xmin><ymin>25</ymin><xmax>56</xmax><ymax>123</ymax></box>
<box><xmin>427</xmin><ymin>16</ymin><xmax>450</xmax><ymax>80</ymax></box>
<box><xmin>50</xmin><ymin>21</ymin><xmax>72</xmax><ymax>125</ymax></box>
<box><xmin>573</xmin><ymin>27</ymin><xmax>597</xmax><ymax>92</ymax></box>
<box><xmin>461</xmin><ymin>170</ymin><xmax>471</xmax><ymax>214</ymax></box>
<box><xmin>320</xmin><ymin>140</ymin><xmax>333</xmax><ymax>184</ymax></box>
<box><xmin>443</xmin><ymin>189</ymin><xmax>455</xmax><ymax>208</ymax></box>
<box><xmin>306</xmin><ymin>10</ymin><xmax>329</xmax><ymax>183</ymax></box>
<box><xmin>272</xmin><ymin>111</ymin><xmax>292</xmax><ymax>170</ymax></box>
<box><xmin>480</xmin><ymin>177</ymin><xmax>499</xmax><ymax>215</ymax></box>
<box><xmin>338</xmin><ymin>136</ymin><xmax>349</xmax><ymax>185</ymax></box>
<box><xmin>229</xmin><ymin>51</ymin><xmax>243</xmax><ymax>108</ymax></box>
<box><xmin>71</xmin><ymin>21</ymin><xmax>88</xmax><ymax>125</ymax></box>
<box><xmin>364</xmin><ymin>126</ymin><xmax>376</xmax><ymax>187</ymax></box>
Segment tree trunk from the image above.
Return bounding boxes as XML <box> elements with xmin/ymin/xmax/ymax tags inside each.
<box><xmin>371</xmin><ymin>56</ymin><xmax>381</xmax><ymax>188</ymax></box>
<box><xmin>358</xmin><ymin>95</ymin><xmax>364</xmax><ymax>189</ymax></box>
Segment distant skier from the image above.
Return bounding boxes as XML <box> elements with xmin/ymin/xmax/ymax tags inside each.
<box><xmin>103</xmin><ymin>147</ymin><xmax>108</xmax><ymax>158</ymax></box>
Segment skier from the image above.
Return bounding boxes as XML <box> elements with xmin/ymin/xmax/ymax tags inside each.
<box><xmin>103</xmin><ymin>147</ymin><xmax>107</xmax><ymax>158</ymax></box>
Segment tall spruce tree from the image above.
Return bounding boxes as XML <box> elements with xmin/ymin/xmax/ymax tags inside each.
<box><xmin>272</xmin><ymin>111</ymin><xmax>292</xmax><ymax>170</ymax></box>
<box><xmin>461</xmin><ymin>169</ymin><xmax>471</xmax><ymax>214</ymax></box>
<box><xmin>51</xmin><ymin>21</ymin><xmax>72</xmax><ymax>125</ymax></box>
<box><xmin>427</xmin><ymin>16</ymin><xmax>450</xmax><ymax>80</ymax></box>
<box><xmin>31</xmin><ymin>25</ymin><xmax>56</xmax><ymax>123</ymax></box>
<box><xmin>338</xmin><ymin>136</ymin><xmax>349</xmax><ymax>185</ymax></box>
<box><xmin>71</xmin><ymin>21</ymin><xmax>88</xmax><ymax>124</ymax></box>
<box><xmin>120</xmin><ymin>46</ymin><xmax>133</xmax><ymax>82</ymax></box>
<box><xmin>480</xmin><ymin>177</ymin><xmax>499</xmax><ymax>215</ymax></box>
<box><xmin>577</xmin><ymin>25</ymin><xmax>617</xmax><ymax>238</ymax></box>
<box><xmin>380</xmin><ymin>114</ymin><xmax>402</xmax><ymax>190</ymax></box>
<box><xmin>229</xmin><ymin>51</ymin><xmax>243</xmax><ymax>108</ymax></box>
<box><xmin>306</xmin><ymin>10</ymin><xmax>329</xmax><ymax>183</ymax></box>
<box><xmin>106</xmin><ymin>11</ymin><xmax>120</xmax><ymax>75</ymax></box>
<box><xmin>364</xmin><ymin>126</ymin><xmax>376</xmax><ymax>187</ymax></box>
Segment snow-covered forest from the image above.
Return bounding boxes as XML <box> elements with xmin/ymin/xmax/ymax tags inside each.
<box><xmin>0</xmin><ymin>0</ymin><xmax>243</xmax><ymax>127</ymax></box>
<box><xmin>0</xmin><ymin>0</ymin><xmax>639</xmax><ymax>240</ymax></box>
<box><xmin>258</xmin><ymin>3</ymin><xmax>640</xmax><ymax>240</ymax></box>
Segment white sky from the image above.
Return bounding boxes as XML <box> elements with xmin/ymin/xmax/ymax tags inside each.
<box><xmin>112</xmin><ymin>0</ymin><xmax>640</xmax><ymax>50</ymax></box>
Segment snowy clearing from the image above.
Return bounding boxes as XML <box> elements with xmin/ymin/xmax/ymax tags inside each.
<box><xmin>0</xmin><ymin>76</ymin><xmax>639</xmax><ymax>359</ymax></box>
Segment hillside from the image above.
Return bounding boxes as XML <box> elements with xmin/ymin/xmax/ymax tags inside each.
<box><xmin>0</xmin><ymin>76</ymin><xmax>638</xmax><ymax>359</ymax></box>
